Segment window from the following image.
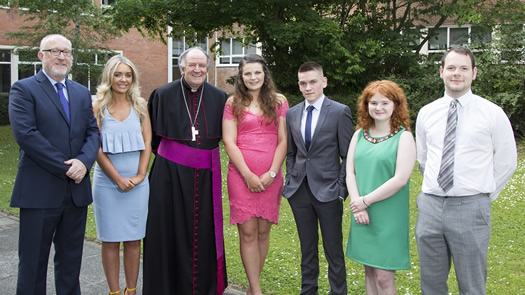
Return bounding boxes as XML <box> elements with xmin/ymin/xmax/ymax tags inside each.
<box><xmin>471</xmin><ymin>26</ymin><xmax>492</xmax><ymax>44</ymax></box>
<box><xmin>0</xmin><ymin>47</ymin><xmax>117</xmax><ymax>94</ymax></box>
<box><xmin>428</xmin><ymin>26</ymin><xmax>492</xmax><ymax>51</ymax></box>
<box><xmin>218</xmin><ymin>38</ymin><xmax>257</xmax><ymax>65</ymax></box>
<box><xmin>101</xmin><ymin>0</ymin><xmax>116</xmax><ymax>5</ymax></box>
<box><xmin>0</xmin><ymin>50</ymin><xmax>10</xmax><ymax>93</ymax></box>
<box><xmin>171</xmin><ymin>36</ymin><xmax>208</xmax><ymax>81</ymax></box>
<box><xmin>75</xmin><ymin>51</ymin><xmax>117</xmax><ymax>95</ymax></box>
<box><xmin>16</xmin><ymin>48</ymin><xmax>41</xmax><ymax>81</ymax></box>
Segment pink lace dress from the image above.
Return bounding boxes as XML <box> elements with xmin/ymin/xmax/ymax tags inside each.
<box><xmin>223</xmin><ymin>101</ymin><xmax>289</xmax><ymax>225</ymax></box>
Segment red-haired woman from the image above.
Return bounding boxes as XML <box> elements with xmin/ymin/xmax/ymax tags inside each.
<box><xmin>345</xmin><ymin>80</ymin><xmax>416</xmax><ymax>294</ymax></box>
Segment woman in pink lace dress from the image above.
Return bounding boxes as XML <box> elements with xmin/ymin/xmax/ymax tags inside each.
<box><xmin>223</xmin><ymin>54</ymin><xmax>288</xmax><ymax>294</ymax></box>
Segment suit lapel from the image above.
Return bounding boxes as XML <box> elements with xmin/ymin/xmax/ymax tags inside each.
<box><xmin>65</xmin><ymin>79</ymin><xmax>76</xmax><ymax>127</ymax></box>
<box><xmin>293</xmin><ymin>101</ymin><xmax>307</xmax><ymax>152</ymax></box>
<box><xmin>36</xmin><ymin>71</ymin><xmax>70</xmax><ymax>125</ymax></box>
<box><xmin>310</xmin><ymin>98</ymin><xmax>331</xmax><ymax>150</ymax></box>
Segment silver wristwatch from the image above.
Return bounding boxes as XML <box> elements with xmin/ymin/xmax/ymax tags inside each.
<box><xmin>269</xmin><ymin>171</ymin><xmax>277</xmax><ymax>178</ymax></box>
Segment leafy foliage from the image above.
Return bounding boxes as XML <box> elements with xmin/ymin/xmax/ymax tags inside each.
<box><xmin>6</xmin><ymin>0</ymin><xmax>121</xmax><ymax>81</ymax></box>
<box><xmin>108</xmin><ymin>1</ymin><xmax>525</xmax><ymax>136</ymax></box>
<box><xmin>0</xmin><ymin>93</ymin><xmax>9</xmax><ymax>125</ymax></box>
<box><xmin>109</xmin><ymin>1</ymin><xmax>523</xmax><ymax>92</ymax></box>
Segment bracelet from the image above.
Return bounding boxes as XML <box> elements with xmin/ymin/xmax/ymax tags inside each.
<box><xmin>362</xmin><ymin>198</ymin><xmax>370</xmax><ymax>208</ymax></box>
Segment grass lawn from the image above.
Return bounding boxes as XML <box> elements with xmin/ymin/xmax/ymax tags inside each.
<box><xmin>1</xmin><ymin>124</ymin><xmax>523</xmax><ymax>294</ymax></box>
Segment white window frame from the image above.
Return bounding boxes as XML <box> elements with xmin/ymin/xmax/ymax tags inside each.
<box><xmin>1</xmin><ymin>46</ymin><xmax>120</xmax><ymax>94</ymax></box>
<box><xmin>101</xmin><ymin>0</ymin><xmax>116</xmax><ymax>6</ymax></box>
<box><xmin>426</xmin><ymin>25</ymin><xmax>494</xmax><ymax>53</ymax></box>
<box><xmin>167</xmin><ymin>27</ymin><xmax>209</xmax><ymax>82</ymax></box>
<box><xmin>216</xmin><ymin>37</ymin><xmax>259</xmax><ymax>67</ymax></box>
<box><xmin>0</xmin><ymin>46</ymin><xmax>14</xmax><ymax>93</ymax></box>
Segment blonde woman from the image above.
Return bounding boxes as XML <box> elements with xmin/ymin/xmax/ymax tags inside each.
<box><xmin>92</xmin><ymin>55</ymin><xmax>152</xmax><ymax>295</ymax></box>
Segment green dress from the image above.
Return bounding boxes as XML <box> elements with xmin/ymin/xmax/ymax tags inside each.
<box><xmin>346</xmin><ymin>127</ymin><xmax>410</xmax><ymax>270</ymax></box>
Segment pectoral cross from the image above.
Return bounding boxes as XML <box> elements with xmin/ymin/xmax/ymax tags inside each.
<box><xmin>192</xmin><ymin>126</ymin><xmax>199</xmax><ymax>141</ymax></box>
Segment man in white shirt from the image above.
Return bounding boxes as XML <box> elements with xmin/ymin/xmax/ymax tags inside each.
<box><xmin>415</xmin><ymin>46</ymin><xmax>517</xmax><ymax>294</ymax></box>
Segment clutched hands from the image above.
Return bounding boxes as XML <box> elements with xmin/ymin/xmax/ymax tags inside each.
<box><xmin>350</xmin><ymin>197</ymin><xmax>368</xmax><ymax>213</ymax></box>
<box><xmin>353</xmin><ymin>210</ymin><xmax>370</xmax><ymax>225</ymax></box>
<box><xmin>64</xmin><ymin>159</ymin><xmax>87</xmax><ymax>184</ymax></box>
<box><xmin>245</xmin><ymin>172</ymin><xmax>266</xmax><ymax>193</ymax></box>
<box><xmin>116</xmin><ymin>175</ymin><xmax>145</xmax><ymax>192</ymax></box>
<box><xmin>259</xmin><ymin>172</ymin><xmax>275</xmax><ymax>190</ymax></box>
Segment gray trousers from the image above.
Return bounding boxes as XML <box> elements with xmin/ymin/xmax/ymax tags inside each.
<box><xmin>288</xmin><ymin>181</ymin><xmax>347</xmax><ymax>295</ymax></box>
<box><xmin>415</xmin><ymin>192</ymin><xmax>491</xmax><ymax>295</ymax></box>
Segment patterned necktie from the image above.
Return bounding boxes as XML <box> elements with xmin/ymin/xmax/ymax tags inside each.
<box><xmin>305</xmin><ymin>105</ymin><xmax>315</xmax><ymax>151</ymax></box>
<box><xmin>437</xmin><ymin>99</ymin><xmax>458</xmax><ymax>192</ymax></box>
<box><xmin>56</xmin><ymin>82</ymin><xmax>70</xmax><ymax>122</ymax></box>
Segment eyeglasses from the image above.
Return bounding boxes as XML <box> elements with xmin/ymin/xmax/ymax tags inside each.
<box><xmin>41</xmin><ymin>49</ymin><xmax>72</xmax><ymax>57</ymax></box>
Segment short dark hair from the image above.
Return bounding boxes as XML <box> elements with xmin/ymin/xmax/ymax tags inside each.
<box><xmin>441</xmin><ymin>46</ymin><xmax>476</xmax><ymax>69</ymax></box>
<box><xmin>298</xmin><ymin>61</ymin><xmax>324</xmax><ymax>76</ymax></box>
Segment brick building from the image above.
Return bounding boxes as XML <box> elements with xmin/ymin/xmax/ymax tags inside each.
<box><xmin>0</xmin><ymin>1</ymin><xmax>255</xmax><ymax>100</ymax></box>
<box><xmin>0</xmin><ymin>1</ymin><xmax>498</xmax><ymax>101</ymax></box>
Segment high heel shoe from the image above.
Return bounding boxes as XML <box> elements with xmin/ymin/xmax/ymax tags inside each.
<box><xmin>109</xmin><ymin>290</ymin><xmax>120</xmax><ymax>295</ymax></box>
<box><xmin>124</xmin><ymin>287</ymin><xmax>136</xmax><ymax>295</ymax></box>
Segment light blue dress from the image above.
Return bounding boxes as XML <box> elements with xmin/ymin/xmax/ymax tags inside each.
<box><xmin>92</xmin><ymin>107</ymin><xmax>149</xmax><ymax>242</ymax></box>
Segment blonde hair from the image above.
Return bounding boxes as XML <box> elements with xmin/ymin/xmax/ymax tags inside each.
<box><xmin>95</xmin><ymin>55</ymin><xmax>146</xmax><ymax>126</ymax></box>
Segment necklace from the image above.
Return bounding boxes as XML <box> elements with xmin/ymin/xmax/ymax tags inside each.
<box><xmin>180</xmin><ymin>78</ymin><xmax>204</xmax><ymax>141</ymax></box>
<box><xmin>363</xmin><ymin>127</ymin><xmax>401</xmax><ymax>144</ymax></box>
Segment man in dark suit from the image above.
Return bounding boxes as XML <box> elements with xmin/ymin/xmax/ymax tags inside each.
<box><xmin>8</xmin><ymin>34</ymin><xmax>99</xmax><ymax>294</ymax></box>
<box><xmin>283</xmin><ymin>61</ymin><xmax>353</xmax><ymax>294</ymax></box>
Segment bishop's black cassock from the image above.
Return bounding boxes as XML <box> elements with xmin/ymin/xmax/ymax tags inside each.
<box><xmin>143</xmin><ymin>78</ymin><xmax>228</xmax><ymax>294</ymax></box>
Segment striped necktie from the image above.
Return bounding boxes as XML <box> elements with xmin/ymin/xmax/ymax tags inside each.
<box><xmin>437</xmin><ymin>99</ymin><xmax>458</xmax><ymax>192</ymax></box>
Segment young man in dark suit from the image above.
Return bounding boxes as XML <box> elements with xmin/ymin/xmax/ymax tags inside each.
<box><xmin>9</xmin><ymin>34</ymin><xmax>100</xmax><ymax>294</ymax></box>
<box><xmin>283</xmin><ymin>61</ymin><xmax>353</xmax><ymax>294</ymax></box>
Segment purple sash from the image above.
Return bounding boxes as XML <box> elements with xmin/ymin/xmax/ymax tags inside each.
<box><xmin>157</xmin><ymin>138</ymin><xmax>225</xmax><ymax>294</ymax></box>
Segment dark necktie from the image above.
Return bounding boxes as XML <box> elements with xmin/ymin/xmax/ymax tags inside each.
<box><xmin>305</xmin><ymin>105</ymin><xmax>315</xmax><ymax>151</ymax></box>
<box><xmin>437</xmin><ymin>99</ymin><xmax>458</xmax><ymax>192</ymax></box>
<box><xmin>56</xmin><ymin>82</ymin><xmax>70</xmax><ymax>122</ymax></box>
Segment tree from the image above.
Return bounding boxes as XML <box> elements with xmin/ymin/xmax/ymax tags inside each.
<box><xmin>108</xmin><ymin>0</ymin><xmax>524</xmax><ymax>94</ymax></box>
<box><xmin>5</xmin><ymin>0</ymin><xmax>121</xmax><ymax>83</ymax></box>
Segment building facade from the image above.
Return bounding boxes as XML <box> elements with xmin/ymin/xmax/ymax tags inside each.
<box><xmin>0</xmin><ymin>1</ymin><xmax>253</xmax><ymax>100</ymax></box>
<box><xmin>0</xmin><ymin>1</ymin><xmax>502</xmax><ymax>101</ymax></box>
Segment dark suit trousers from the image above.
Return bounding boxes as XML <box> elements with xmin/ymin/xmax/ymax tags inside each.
<box><xmin>17</xmin><ymin>192</ymin><xmax>87</xmax><ymax>295</ymax></box>
<box><xmin>288</xmin><ymin>180</ymin><xmax>347</xmax><ymax>295</ymax></box>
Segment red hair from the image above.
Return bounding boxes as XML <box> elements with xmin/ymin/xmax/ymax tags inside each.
<box><xmin>356</xmin><ymin>80</ymin><xmax>410</xmax><ymax>132</ymax></box>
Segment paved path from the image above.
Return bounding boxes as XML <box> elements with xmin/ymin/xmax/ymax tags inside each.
<box><xmin>0</xmin><ymin>210</ymin><xmax>244</xmax><ymax>294</ymax></box>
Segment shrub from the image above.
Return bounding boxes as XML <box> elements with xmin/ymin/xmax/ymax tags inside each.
<box><xmin>0</xmin><ymin>93</ymin><xmax>9</xmax><ymax>126</ymax></box>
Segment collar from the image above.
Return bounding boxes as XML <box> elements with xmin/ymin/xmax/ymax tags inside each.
<box><xmin>181</xmin><ymin>76</ymin><xmax>203</xmax><ymax>92</ymax></box>
<box><xmin>42</xmin><ymin>70</ymin><xmax>67</xmax><ymax>88</ymax></box>
<box><xmin>443</xmin><ymin>89</ymin><xmax>473</xmax><ymax>108</ymax></box>
<box><xmin>304</xmin><ymin>95</ymin><xmax>325</xmax><ymax>111</ymax></box>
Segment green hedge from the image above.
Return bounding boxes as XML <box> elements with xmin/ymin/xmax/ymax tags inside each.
<box><xmin>0</xmin><ymin>93</ymin><xmax>9</xmax><ymax>126</ymax></box>
<box><xmin>296</xmin><ymin>62</ymin><xmax>525</xmax><ymax>138</ymax></box>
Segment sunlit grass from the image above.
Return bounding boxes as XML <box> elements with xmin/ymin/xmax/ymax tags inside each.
<box><xmin>1</xmin><ymin>125</ymin><xmax>523</xmax><ymax>294</ymax></box>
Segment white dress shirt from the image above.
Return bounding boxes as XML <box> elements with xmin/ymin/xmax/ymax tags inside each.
<box><xmin>416</xmin><ymin>90</ymin><xmax>517</xmax><ymax>200</ymax></box>
<box><xmin>42</xmin><ymin>69</ymin><xmax>69</xmax><ymax>101</ymax></box>
<box><xmin>301</xmin><ymin>95</ymin><xmax>325</xmax><ymax>142</ymax></box>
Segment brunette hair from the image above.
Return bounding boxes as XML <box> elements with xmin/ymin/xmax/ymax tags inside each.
<box><xmin>232</xmin><ymin>54</ymin><xmax>281</xmax><ymax>124</ymax></box>
<box><xmin>441</xmin><ymin>46</ymin><xmax>476</xmax><ymax>69</ymax></box>
<box><xmin>298</xmin><ymin>61</ymin><xmax>324</xmax><ymax>76</ymax></box>
<box><xmin>356</xmin><ymin>80</ymin><xmax>410</xmax><ymax>132</ymax></box>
